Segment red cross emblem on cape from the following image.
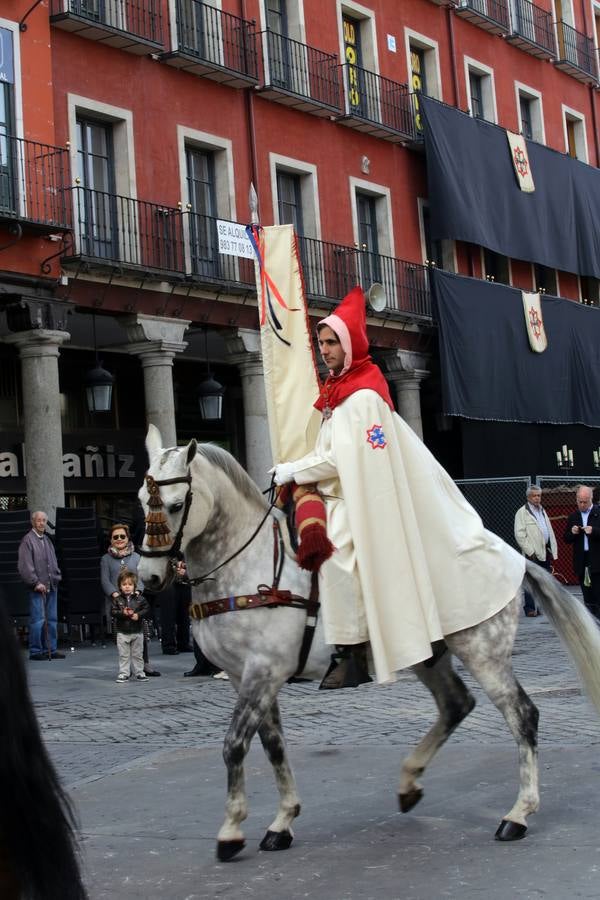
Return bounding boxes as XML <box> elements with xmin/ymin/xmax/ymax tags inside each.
<box><xmin>366</xmin><ymin>424</ymin><xmax>387</xmax><ymax>449</ymax></box>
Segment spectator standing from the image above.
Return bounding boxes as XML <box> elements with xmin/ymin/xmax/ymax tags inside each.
<box><xmin>514</xmin><ymin>486</ymin><xmax>558</xmax><ymax>617</ymax></box>
<box><xmin>111</xmin><ymin>570</ymin><xmax>149</xmax><ymax>683</ymax></box>
<box><xmin>17</xmin><ymin>511</ymin><xmax>64</xmax><ymax>661</ymax></box>
<box><xmin>100</xmin><ymin>523</ymin><xmax>160</xmax><ymax>676</ymax></box>
<box><xmin>563</xmin><ymin>484</ymin><xmax>600</xmax><ymax>620</ymax></box>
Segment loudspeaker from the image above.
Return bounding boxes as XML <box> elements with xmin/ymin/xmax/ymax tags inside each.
<box><xmin>366</xmin><ymin>282</ymin><xmax>387</xmax><ymax>312</ymax></box>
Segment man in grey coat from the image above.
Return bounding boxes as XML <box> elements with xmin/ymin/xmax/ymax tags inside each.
<box><xmin>17</xmin><ymin>511</ymin><xmax>64</xmax><ymax>660</ymax></box>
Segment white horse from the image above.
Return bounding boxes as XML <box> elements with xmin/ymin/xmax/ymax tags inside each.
<box><xmin>138</xmin><ymin>425</ymin><xmax>600</xmax><ymax>862</ymax></box>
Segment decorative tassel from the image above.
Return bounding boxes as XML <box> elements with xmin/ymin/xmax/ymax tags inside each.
<box><xmin>297</xmin><ymin>523</ymin><xmax>334</xmax><ymax>572</ymax></box>
<box><xmin>144</xmin><ymin>475</ymin><xmax>173</xmax><ymax>547</ymax></box>
<box><xmin>276</xmin><ymin>480</ymin><xmax>334</xmax><ymax>572</ymax></box>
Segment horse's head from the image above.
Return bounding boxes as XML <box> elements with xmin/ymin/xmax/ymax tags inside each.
<box><xmin>137</xmin><ymin>424</ymin><xmax>215</xmax><ymax>592</ymax></box>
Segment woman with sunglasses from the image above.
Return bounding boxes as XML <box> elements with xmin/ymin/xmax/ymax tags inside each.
<box><xmin>100</xmin><ymin>524</ymin><xmax>160</xmax><ymax>677</ymax></box>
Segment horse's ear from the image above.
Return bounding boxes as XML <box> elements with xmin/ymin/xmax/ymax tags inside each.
<box><xmin>186</xmin><ymin>439</ymin><xmax>197</xmax><ymax>466</ymax></box>
<box><xmin>146</xmin><ymin>424</ymin><xmax>163</xmax><ymax>460</ymax></box>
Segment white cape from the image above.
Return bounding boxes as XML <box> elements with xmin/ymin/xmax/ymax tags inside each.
<box><xmin>293</xmin><ymin>389</ymin><xmax>525</xmax><ymax>683</ymax></box>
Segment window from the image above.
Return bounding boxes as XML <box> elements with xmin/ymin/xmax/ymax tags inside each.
<box><xmin>562</xmin><ymin>106</ymin><xmax>587</xmax><ymax>161</ymax></box>
<box><xmin>0</xmin><ymin>27</ymin><xmax>17</xmax><ymax>215</ymax></box>
<box><xmin>533</xmin><ymin>264</ymin><xmax>557</xmax><ymax>295</ymax></box>
<box><xmin>519</xmin><ymin>96</ymin><xmax>532</xmax><ymax>140</ymax></box>
<box><xmin>277</xmin><ymin>170</ymin><xmax>303</xmax><ymax>235</ymax></box>
<box><xmin>420</xmin><ymin>202</ymin><xmax>455</xmax><ymax>272</ymax></box>
<box><xmin>483</xmin><ymin>248</ymin><xmax>510</xmax><ymax>284</ymax></box>
<box><xmin>469</xmin><ymin>72</ymin><xmax>484</xmax><ymax>119</ymax></box>
<box><xmin>580</xmin><ymin>276</ymin><xmax>600</xmax><ymax>305</ymax></box>
<box><xmin>515</xmin><ymin>84</ymin><xmax>545</xmax><ymax>144</ymax></box>
<box><xmin>186</xmin><ymin>146</ymin><xmax>218</xmax><ymax>276</ymax></box>
<box><xmin>76</xmin><ymin>117</ymin><xmax>116</xmax><ymax>259</ymax></box>
<box><xmin>465</xmin><ymin>58</ymin><xmax>496</xmax><ymax>123</ymax></box>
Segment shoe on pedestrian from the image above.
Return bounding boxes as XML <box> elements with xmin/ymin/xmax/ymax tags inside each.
<box><xmin>212</xmin><ymin>671</ymin><xmax>229</xmax><ymax>680</ymax></box>
<box><xmin>29</xmin><ymin>652</ymin><xmax>49</xmax><ymax>661</ymax></box>
<box><xmin>525</xmin><ymin>611</ymin><xmax>539</xmax><ymax>617</ymax></box>
<box><xmin>177</xmin><ymin>645</ymin><xmax>194</xmax><ymax>653</ymax></box>
<box><xmin>184</xmin><ymin>665</ymin><xmax>218</xmax><ymax>677</ymax></box>
<box><xmin>51</xmin><ymin>651</ymin><xmax>65</xmax><ymax>659</ymax></box>
<box><xmin>136</xmin><ymin>673</ymin><xmax>147</xmax><ymax>680</ymax></box>
<box><xmin>161</xmin><ymin>647</ymin><xmax>179</xmax><ymax>655</ymax></box>
<box><xmin>116</xmin><ymin>674</ymin><xmax>129</xmax><ymax>683</ymax></box>
<box><xmin>144</xmin><ymin>668</ymin><xmax>161</xmax><ymax>677</ymax></box>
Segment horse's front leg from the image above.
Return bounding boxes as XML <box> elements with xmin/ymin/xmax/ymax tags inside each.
<box><xmin>217</xmin><ymin>679</ymin><xmax>281</xmax><ymax>861</ymax></box>
<box><xmin>258</xmin><ymin>698</ymin><xmax>301</xmax><ymax>851</ymax></box>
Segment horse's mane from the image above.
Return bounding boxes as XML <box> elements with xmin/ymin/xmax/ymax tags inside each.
<box><xmin>196</xmin><ymin>443</ymin><xmax>268</xmax><ymax>510</ymax></box>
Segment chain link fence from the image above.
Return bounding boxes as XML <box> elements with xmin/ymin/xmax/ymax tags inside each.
<box><xmin>455</xmin><ymin>474</ymin><xmax>600</xmax><ymax>586</ymax></box>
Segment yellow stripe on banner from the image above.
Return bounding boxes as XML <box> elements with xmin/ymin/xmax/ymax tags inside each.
<box><xmin>256</xmin><ymin>225</ymin><xmax>322</xmax><ymax>463</ymax></box>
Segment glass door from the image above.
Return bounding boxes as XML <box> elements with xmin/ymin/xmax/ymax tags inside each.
<box><xmin>76</xmin><ymin>118</ymin><xmax>117</xmax><ymax>259</ymax></box>
<box><xmin>186</xmin><ymin>147</ymin><xmax>218</xmax><ymax>277</ymax></box>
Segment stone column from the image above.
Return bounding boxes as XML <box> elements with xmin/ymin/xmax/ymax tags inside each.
<box><xmin>121</xmin><ymin>315</ymin><xmax>190</xmax><ymax>448</ymax></box>
<box><xmin>386</xmin><ymin>369</ymin><xmax>429</xmax><ymax>440</ymax></box>
<box><xmin>4</xmin><ymin>329</ymin><xmax>70</xmax><ymax>520</ymax></box>
<box><xmin>225</xmin><ymin>329</ymin><xmax>271</xmax><ymax>489</ymax></box>
<box><xmin>376</xmin><ymin>349</ymin><xmax>430</xmax><ymax>441</ymax></box>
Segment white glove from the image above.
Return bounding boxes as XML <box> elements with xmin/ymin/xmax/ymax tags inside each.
<box><xmin>269</xmin><ymin>462</ymin><xmax>296</xmax><ymax>485</ymax></box>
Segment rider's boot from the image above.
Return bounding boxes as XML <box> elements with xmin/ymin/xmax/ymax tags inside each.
<box><xmin>319</xmin><ymin>643</ymin><xmax>372</xmax><ymax>690</ymax></box>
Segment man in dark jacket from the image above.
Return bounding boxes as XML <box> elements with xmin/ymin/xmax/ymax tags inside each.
<box><xmin>17</xmin><ymin>511</ymin><xmax>64</xmax><ymax>661</ymax></box>
<box><xmin>563</xmin><ymin>484</ymin><xmax>600</xmax><ymax>619</ymax></box>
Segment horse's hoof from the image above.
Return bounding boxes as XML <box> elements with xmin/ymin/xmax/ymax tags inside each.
<box><xmin>216</xmin><ymin>839</ymin><xmax>246</xmax><ymax>861</ymax></box>
<box><xmin>399</xmin><ymin>788</ymin><xmax>423</xmax><ymax>813</ymax></box>
<box><xmin>495</xmin><ymin>819</ymin><xmax>527</xmax><ymax>841</ymax></box>
<box><xmin>260</xmin><ymin>829</ymin><xmax>293</xmax><ymax>851</ymax></box>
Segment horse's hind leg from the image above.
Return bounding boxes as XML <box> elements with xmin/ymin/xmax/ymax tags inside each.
<box><xmin>399</xmin><ymin>651</ymin><xmax>476</xmax><ymax>813</ymax></box>
<box><xmin>450</xmin><ymin>599</ymin><xmax>540</xmax><ymax>841</ymax></box>
<box><xmin>258</xmin><ymin>699</ymin><xmax>301</xmax><ymax>852</ymax></box>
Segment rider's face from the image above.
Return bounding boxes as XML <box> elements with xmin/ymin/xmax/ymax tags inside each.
<box><xmin>318</xmin><ymin>326</ymin><xmax>345</xmax><ymax>375</ymax></box>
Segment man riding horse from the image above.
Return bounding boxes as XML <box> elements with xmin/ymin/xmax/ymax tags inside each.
<box><xmin>273</xmin><ymin>285</ymin><xmax>525</xmax><ymax>688</ymax></box>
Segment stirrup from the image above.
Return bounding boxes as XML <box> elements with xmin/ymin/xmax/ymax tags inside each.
<box><xmin>319</xmin><ymin>646</ymin><xmax>372</xmax><ymax>690</ymax></box>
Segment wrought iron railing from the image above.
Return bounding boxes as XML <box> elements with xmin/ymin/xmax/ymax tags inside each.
<box><xmin>184</xmin><ymin>211</ymin><xmax>255</xmax><ymax>285</ymax></box>
<box><xmin>175</xmin><ymin>0</ymin><xmax>258</xmax><ymax>80</ymax></box>
<box><xmin>298</xmin><ymin>236</ymin><xmax>431</xmax><ymax>319</ymax></box>
<box><xmin>263</xmin><ymin>31</ymin><xmax>341</xmax><ymax>111</ymax></box>
<box><xmin>457</xmin><ymin>0</ymin><xmax>510</xmax><ymax>29</ymax></box>
<box><xmin>510</xmin><ymin>0</ymin><xmax>556</xmax><ymax>56</ymax></box>
<box><xmin>49</xmin><ymin>0</ymin><xmax>163</xmax><ymax>45</ymax></box>
<box><xmin>556</xmin><ymin>20</ymin><xmax>597</xmax><ymax>79</ymax></box>
<box><xmin>340</xmin><ymin>63</ymin><xmax>416</xmax><ymax>139</ymax></box>
<box><xmin>0</xmin><ymin>135</ymin><xmax>70</xmax><ymax>230</ymax></box>
<box><xmin>65</xmin><ymin>187</ymin><xmax>186</xmax><ymax>272</ymax></box>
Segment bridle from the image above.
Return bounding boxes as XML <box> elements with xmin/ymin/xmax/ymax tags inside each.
<box><xmin>138</xmin><ymin>468</ymin><xmax>278</xmax><ymax>586</ymax></box>
<box><xmin>138</xmin><ymin>472</ymin><xmax>193</xmax><ymax>559</ymax></box>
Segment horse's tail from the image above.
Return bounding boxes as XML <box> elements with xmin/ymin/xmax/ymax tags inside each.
<box><xmin>525</xmin><ymin>561</ymin><xmax>600</xmax><ymax>714</ymax></box>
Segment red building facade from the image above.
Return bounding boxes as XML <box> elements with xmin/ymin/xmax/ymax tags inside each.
<box><xmin>1</xmin><ymin>0</ymin><xmax>600</xmax><ymax>521</ymax></box>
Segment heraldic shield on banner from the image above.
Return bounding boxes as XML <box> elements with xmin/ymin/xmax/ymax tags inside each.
<box><xmin>248</xmin><ymin>223</ymin><xmax>322</xmax><ymax>464</ymax></box>
<box><xmin>522</xmin><ymin>290</ymin><xmax>548</xmax><ymax>353</ymax></box>
<box><xmin>506</xmin><ymin>131</ymin><xmax>535</xmax><ymax>193</ymax></box>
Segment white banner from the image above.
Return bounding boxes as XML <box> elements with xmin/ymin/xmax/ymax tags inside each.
<box><xmin>522</xmin><ymin>290</ymin><xmax>547</xmax><ymax>353</ymax></box>
<box><xmin>216</xmin><ymin>220</ymin><xmax>254</xmax><ymax>258</ymax></box>
<box><xmin>507</xmin><ymin>131</ymin><xmax>535</xmax><ymax>193</ymax></box>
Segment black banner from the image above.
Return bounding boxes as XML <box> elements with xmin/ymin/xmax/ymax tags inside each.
<box><xmin>432</xmin><ymin>268</ymin><xmax>600</xmax><ymax>427</ymax></box>
<box><xmin>421</xmin><ymin>96</ymin><xmax>600</xmax><ymax>279</ymax></box>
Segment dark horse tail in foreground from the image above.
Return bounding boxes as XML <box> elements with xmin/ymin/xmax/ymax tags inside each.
<box><xmin>0</xmin><ymin>599</ymin><xmax>87</xmax><ymax>900</ymax></box>
<box><xmin>138</xmin><ymin>426</ymin><xmax>600</xmax><ymax>861</ymax></box>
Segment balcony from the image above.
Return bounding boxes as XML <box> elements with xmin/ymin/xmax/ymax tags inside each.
<box><xmin>455</xmin><ymin>0</ymin><xmax>510</xmax><ymax>35</ymax></box>
<box><xmin>63</xmin><ymin>187</ymin><xmax>187</xmax><ymax>277</ymax></box>
<box><xmin>49</xmin><ymin>0</ymin><xmax>163</xmax><ymax>54</ymax></box>
<box><xmin>162</xmin><ymin>0</ymin><xmax>258</xmax><ymax>88</ymax></box>
<box><xmin>0</xmin><ymin>136</ymin><xmax>70</xmax><ymax>235</ymax></box>
<box><xmin>554</xmin><ymin>21</ymin><xmax>598</xmax><ymax>83</ymax></box>
<box><xmin>259</xmin><ymin>31</ymin><xmax>342</xmax><ymax>117</ymax></box>
<box><xmin>298</xmin><ymin>236</ymin><xmax>432</xmax><ymax>320</ymax></box>
<box><xmin>506</xmin><ymin>0</ymin><xmax>556</xmax><ymax>59</ymax></box>
<box><xmin>337</xmin><ymin>64</ymin><xmax>417</xmax><ymax>144</ymax></box>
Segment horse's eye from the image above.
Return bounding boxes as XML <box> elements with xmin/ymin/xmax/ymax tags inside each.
<box><xmin>169</xmin><ymin>502</ymin><xmax>184</xmax><ymax>514</ymax></box>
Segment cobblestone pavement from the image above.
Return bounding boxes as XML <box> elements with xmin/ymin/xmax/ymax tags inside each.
<box><xmin>28</xmin><ymin>608</ymin><xmax>600</xmax><ymax>791</ymax></box>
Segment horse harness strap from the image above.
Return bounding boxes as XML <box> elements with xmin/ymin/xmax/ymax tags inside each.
<box><xmin>190</xmin><ymin>585</ymin><xmax>318</xmax><ymax>621</ymax></box>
